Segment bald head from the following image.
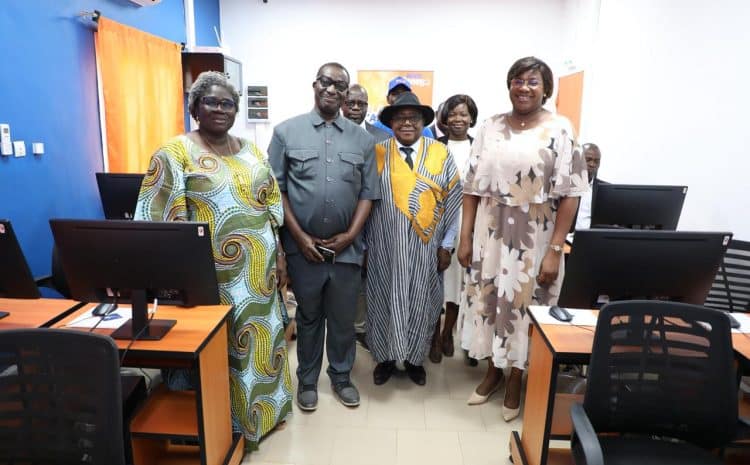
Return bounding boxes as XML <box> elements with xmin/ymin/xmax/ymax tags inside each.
<box><xmin>342</xmin><ymin>84</ymin><xmax>369</xmax><ymax>125</ymax></box>
<box><xmin>348</xmin><ymin>84</ymin><xmax>368</xmax><ymax>100</ymax></box>
<box><xmin>582</xmin><ymin>143</ymin><xmax>601</xmax><ymax>181</ymax></box>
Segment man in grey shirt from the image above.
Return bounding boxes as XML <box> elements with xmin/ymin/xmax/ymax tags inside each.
<box><xmin>268</xmin><ymin>62</ymin><xmax>380</xmax><ymax>412</ymax></box>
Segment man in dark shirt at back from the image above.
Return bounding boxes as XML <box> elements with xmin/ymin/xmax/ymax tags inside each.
<box><xmin>342</xmin><ymin>83</ymin><xmax>390</xmax><ymax>143</ymax></box>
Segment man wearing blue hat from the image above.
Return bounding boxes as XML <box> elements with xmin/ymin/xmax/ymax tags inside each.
<box><xmin>372</xmin><ymin>76</ymin><xmax>434</xmax><ymax>137</ymax></box>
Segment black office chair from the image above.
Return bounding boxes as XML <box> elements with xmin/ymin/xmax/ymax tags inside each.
<box><xmin>705</xmin><ymin>238</ymin><xmax>750</xmax><ymax>312</ymax></box>
<box><xmin>33</xmin><ymin>243</ymin><xmax>146</xmax><ymax>463</ymax></box>
<box><xmin>0</xmin><ymin>329</ymin><xmax>126</xmax><ymax>464</ymax></box>
<box><xmin>35</xmin><ymin>243</ymin><xmax>71</xmax><ymax>298</ymax></box>
<box><xmin>570</xmin><ymin>300</ymin><xmax>737</xmax><ymax>465</ymax></box>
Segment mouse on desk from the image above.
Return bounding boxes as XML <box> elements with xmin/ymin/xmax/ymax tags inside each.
<box><xmin>92</xmin><ymin>302</ymin><xmax>117</xmax><ymax>317</ymax></box>
<box><xmin>549</xmin><ymin>305</ymin><xmax>573</xmax><ymax>322</ymax></box>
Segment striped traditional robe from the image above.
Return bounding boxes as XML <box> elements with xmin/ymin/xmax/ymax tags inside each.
<box><xmin>365</xmin><ymin>136</ymin><xmax>462</xmax><ymax>364</ymax></box>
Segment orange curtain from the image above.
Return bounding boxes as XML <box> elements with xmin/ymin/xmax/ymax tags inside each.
<box><xmin>95</xmin><ymin>18</ymin><xmax>184</xmax><ymax>173</ymax></box>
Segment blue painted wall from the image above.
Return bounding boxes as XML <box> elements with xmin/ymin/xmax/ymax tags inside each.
<box><xmin>0</xmin><ymin>0</ymin><xmax>219</xmax><ymax>283</ymax></box>
<box><xmin>194</xmin><ymin>0</ymin><xmax>221</xmax><ymax>47</ymax></box>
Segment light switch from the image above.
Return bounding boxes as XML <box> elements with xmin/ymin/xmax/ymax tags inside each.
<box><xmin>13</xmin><ymin>141</ymin><xmax>26</xmax><ymax>157</ymax></box>
<box><xmin>32</xmin><ymin>142</ymin><xmax>44</xmax><ymax>155</ymax></box>
<box><xmin>0</xmin><ymin>124</ymin><xmax>11</xmax><ymax>156</ymax></box>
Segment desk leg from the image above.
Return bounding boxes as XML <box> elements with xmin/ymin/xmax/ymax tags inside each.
<box><xmin>198</xmin><ymin>322</ymin><xmax>243</xmax><ymax>465</ymax></box>
<box><xmin>512</xmin><ymin>325</ymin><xmax>556</xmax><ymax>465</ymax></box>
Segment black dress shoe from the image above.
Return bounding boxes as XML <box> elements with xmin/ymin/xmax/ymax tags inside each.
<box><xmin>373</xmin><ymin>360</ymin><xmax>396</xmax><ymax>385</ymax></box>
<box><xmin>404</xmin><ymin>361</ymin><xmax>426</xmax><ymax>385</ymax></box>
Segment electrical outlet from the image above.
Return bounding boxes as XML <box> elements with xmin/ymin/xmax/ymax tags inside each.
<box><xmin>13</xmin><ymin>141</ymin><xmax>26</xmax><ymax>157</ymax></box>
<box><xmin>0</xmin><ymin>124</ymin><xmax>11</xmax><ymax>156</ymax></box>
<box><xmin>32</xmin><ymin>142</ymin><xmax>44</xmax><ymax>155</ymax></box>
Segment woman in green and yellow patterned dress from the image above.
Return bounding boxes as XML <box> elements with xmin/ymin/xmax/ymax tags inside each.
<box><xmin>134</xmin><ymin>71</ymin><xmax>292</xmax><ymax>451</ymax></box>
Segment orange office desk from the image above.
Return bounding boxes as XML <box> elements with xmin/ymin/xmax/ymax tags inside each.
<box><xmin>0</xmin><ymin>298</ymin><xmax>83</xmax><ymax>329</ymax></box>
<box><xmin>55</xmin><ymin>304</ymin><xmax>244</xmax><ymax>465</ymax></box>
<box><xmin>510</xmin><ymin>311</ymin><xmax>750</xmax><ymax>465</ymax></box>
<box><xmin>509</xmin><ymin>311</ymin><xmax>596</xmax><ymax>465</ymax></box>
<box><xmin>733</xmin><ymin>331</ymin><xmax>750</xmax><ymax>435</ymax></box>
<box><xmin>734</xmin><ymin>332</ymin><xmax>750</xmax><ymax>367</ymax></box>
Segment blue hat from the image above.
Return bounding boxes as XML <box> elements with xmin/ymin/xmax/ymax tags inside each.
<box><xmin>387</xmin><ymin>76</ymin><xmax>412</xmax><ymax>95</ymax></box>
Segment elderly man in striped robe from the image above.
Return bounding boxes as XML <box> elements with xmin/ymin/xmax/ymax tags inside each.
<box><xmin>365</xmin><ymin>92</ymin><xmax>462</xmax><ymax>386</ymax></box>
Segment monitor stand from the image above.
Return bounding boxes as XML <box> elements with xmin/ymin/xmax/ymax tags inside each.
<box><xmin>111</xmin><ymin>289</ymin><xmax>176</xmax><ymax>341</ymax></box>
<box><xmin>0</xmin><ymin>311</ymin><xmax>9</xmax><ymax>320</ymax></box>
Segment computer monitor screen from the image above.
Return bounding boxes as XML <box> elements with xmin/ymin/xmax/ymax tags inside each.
<box><xmin>590</xmin><ymin>183</ymin><xmax>687</xmax><ymax>230</ymax></box>
<box><xmin>0</xmin><ymin>220</ymin><xmax>40</xmax><ymax>318</ymax></box>
<box><xmin>559</xmin><ymin>229</ymin><xmax>731</xmax><ymax>309</ymax></box>
<box><xmin>95</xmin><ymin>173</ymin><xmax>145</xmax><ymax>220</ymax></box>
<box><xmin>49</xmin><ymin>219</ymin><xmax>220</xmax><ymax>340</ymax></box>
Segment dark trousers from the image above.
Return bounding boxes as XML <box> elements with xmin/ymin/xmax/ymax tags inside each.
<box><xmin>353</xmin><ymin>267</ymin><xmax>368</xmax><ymax>334</ymax></box>
<box><xmin>287</xmin><ymin>255</ymin><xmax>361</xmax><ymax>386</ymax></box>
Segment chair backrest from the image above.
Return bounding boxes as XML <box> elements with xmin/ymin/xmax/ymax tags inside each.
<box><xmin>584</xmin><ymin>300</ymin><xmax>737</xmax><ymax>449</ymax></box>
<box><xmin>705</xmin><ymin>238</ymin><xmax>750</xmax><ymax>312</ymax></box>
<box><xmin>0</xmin><ymin>329</ymin><xmax>125</xmax><ymax>464</ymax></box>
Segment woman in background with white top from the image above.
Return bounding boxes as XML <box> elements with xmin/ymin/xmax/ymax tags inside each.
<box><xmin>430</xmin><ymin>94</ymin><xmax>479</xmax><ymax>363</ymax></box>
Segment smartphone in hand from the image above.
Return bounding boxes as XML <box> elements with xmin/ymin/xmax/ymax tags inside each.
<box><xmin>315</xmin><ymin>244</ymin><xmax>336</xmax><ymax>263</ymax></box>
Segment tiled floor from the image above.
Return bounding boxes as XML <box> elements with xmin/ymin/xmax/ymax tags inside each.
<box><xmin>242</xmin><ymin>334</ymin><xmax>523</xmax><ymax>465</ymax></box>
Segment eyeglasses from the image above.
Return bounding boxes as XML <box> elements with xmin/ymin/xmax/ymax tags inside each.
<box><xmin>510</xmin><ymin>78</ymin><xmax>542</xmax><ymax>89</ymax></box>
<box><xmin>200</xmin><ymin>96</ymin><xmax>237</xmax><ymax>111</ymax></box>
<box><xmin>391</xmin><ymin>114</ymin><xmax>422</xmax><ymax>125</ymax></box>
<box><xmin>316</xmin><ymin>76</ymin><xmax>349</xmax><ymax>92</ymax></box>
<box><xmin>344</xmin><ymin>99</ymin><xmax>368</xmax><ymax>108</ymax></box>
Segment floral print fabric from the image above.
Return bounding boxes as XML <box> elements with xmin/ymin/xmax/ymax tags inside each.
<box><xmin>460</xmin><ymin>114</ymin><xmax>588</xmax><ymax>369</ymax></box>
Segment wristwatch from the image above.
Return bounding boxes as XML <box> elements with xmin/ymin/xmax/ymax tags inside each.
<box><xmin>549</xmin><ymin>244</ymin><xmax>564</xmax><ymax>255</ymax></box>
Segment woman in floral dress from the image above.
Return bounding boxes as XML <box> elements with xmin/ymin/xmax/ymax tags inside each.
<box><xmin>457</xmin><ymin>57</ymin><xmax>588</xmax><ymax>420</ymax></box>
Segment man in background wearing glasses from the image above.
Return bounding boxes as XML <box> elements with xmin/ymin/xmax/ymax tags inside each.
<box><xmin>342</xmin><ymin>84</ymin><xmax>390</xmax><ymax>143</ymax></box>
<box><xmin>268</xmin><ymin>62</ymin><xmax>380</xmax><ymax>412</ymax></box>
<box><xmin>342</xmin><ymin>83</ymin><xmax>389</xmax><ymax>353</ymax></box>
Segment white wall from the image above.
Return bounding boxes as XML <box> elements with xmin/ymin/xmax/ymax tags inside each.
<box><xmin>221</xmin><ymin>0</ymin><xmax>573</xmax><ymax>149</ymax></box>
<box><xmin>221</xmin><ymin>0</ymin><xmax>750</xmax><ymax>239</ymax></box>
<box><xmin>582</xmin><ymin>0</ymin><xmax>750</xmax><ymax>238</ymax></box>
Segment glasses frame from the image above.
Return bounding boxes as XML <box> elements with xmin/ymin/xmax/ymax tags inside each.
<box><xmin>200</xmin><ymin>96</ymin><xmax>237</xmax><ymax>111</ymax></box>
<box><xmin>316</xmin><ymin>76</ymin><xmax>349</xmax><ymax>92</ymax></box>
<box><xmin>391</xmin><ymin>114</ymin><xmax>423</xmax><ymax>125</ymax></box>
<box><xmin>510</xmin><ymin>78</ymin><xmax>542</xmax><ymax>89</ymax></box>
<box><xmin>344</xmin><ymin>99</ymin><xmax>368</xmax><ymax>108</ymax></box>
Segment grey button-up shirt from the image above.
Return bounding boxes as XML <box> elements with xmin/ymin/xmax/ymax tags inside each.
<box><xmin>268</xmin><ymin>109</ymin><xmax>381</xmax><ymax>265</ymax></box>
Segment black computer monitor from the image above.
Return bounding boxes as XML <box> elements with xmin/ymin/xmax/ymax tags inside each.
<box><xmin>559</xmin><ymin>229</ymin><xmax>731</xmax><ymax>309</ymax></box>
<box><xmin>95</xmin><ymin>173</ymin><xmax>145</xmax><ymax>220</ymax></box>
<box><xmin>0</xmin><ymin>220</ymin><xmax>41</xmax><ymax>318</ymax></box>
<box><xmin>590</xmin><ymin>183</ymin><xmax>687</xmax><ymax>230</ymax></box>
<box><xmin>49</xmin><ymin>219</ymin><xmax>220</xmax><ymax>340</ymax></box>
